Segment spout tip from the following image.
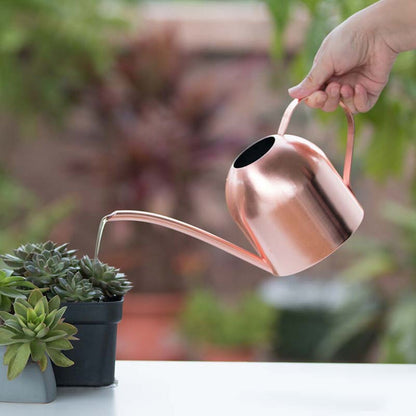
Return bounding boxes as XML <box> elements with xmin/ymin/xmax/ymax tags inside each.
<box><xmin>103</xmin><ymin>211</ymin><xmax>117</xmax><ymax>222</ymax></box>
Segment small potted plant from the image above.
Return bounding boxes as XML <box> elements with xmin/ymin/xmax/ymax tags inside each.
<box><xmin>180</xmin><ymin>290</ymin><xmax>275</xmax><ymax>361</ymax></box>
<box><xmin>0</xmin><ymin>289</ymin><xmax>77</xmax><ymax>403</ymax></box>
<box><xmin>1</xmin><ymin>241</ymin><xmax>132</xmax><ymax>387</ymax></box>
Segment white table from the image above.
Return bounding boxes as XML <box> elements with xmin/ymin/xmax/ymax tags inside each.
<box><xmin>1</xmin><ymin>361</ymin><xmax>415</xmax><ymax>415</ymax></box>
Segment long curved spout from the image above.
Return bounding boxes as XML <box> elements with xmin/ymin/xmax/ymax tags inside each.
<box><xmin>97</xmin><ymin>210</ymin><xmax>273</xmax><ymax>274</ymax></box>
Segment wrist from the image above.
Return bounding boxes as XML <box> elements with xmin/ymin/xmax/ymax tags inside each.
<box><xmin>373</xmin><ymin>0</ymin><xmax>416</xmax><ymax>53</ymax></box>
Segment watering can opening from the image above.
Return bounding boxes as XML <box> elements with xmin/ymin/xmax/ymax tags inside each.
<box><xmin>234</xmin><ymin>136</ymin><xmax>275</xmax><ymax>169</ymax></box>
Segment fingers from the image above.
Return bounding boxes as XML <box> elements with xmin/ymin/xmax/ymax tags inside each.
<box><xmin>340</xmin><ymin>84</ymin><xmax>357</xmax><ymax>113</ymax></box>
<box><xmin>288</xmin><ymin>60</ymin><xmax>333</xmax><ymax>99</ymax></box>
<box><xmin>321</xmin><ymin>83</ymin><xmax>340</xmax><ymax>112</ymax></box>
<box><xmin>303</xmin><ymin>83</ymin><xmax>340</xmax><ymax>112</ymax></box>
<box><xmin>354</xmin><ymin>84</ymin><xmax>371</xmax><ymax>113</ymax></box>
<box><xmin>304</xmin><ymin>90</ymin><xmax>327</xmax><ymax>109</ymax></box>
<box><xmin>300</xmin><ymin>83</ymin><xmax>370</xmax><ymax>114</ymax></box>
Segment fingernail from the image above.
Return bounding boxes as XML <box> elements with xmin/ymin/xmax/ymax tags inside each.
<box><xmin>341</xmin><ymin>89</ymin><xmax>352</xmax><ymax>98</ymax></box>
<box><xmin>329</xmin><ymin>86</ymin><xmax>338</xmax><ymax>97</ymax></box>
<box><xmin>288</xmin><ymin>87</ymin><xmax>298</xmax><ymax>96</ymax></box>
<box><xmin>288</xmin><ymin>85</ymin><xmax>306</xmax><ymax>99</ymax></box>
<box><xmin>317</xmin><ymin>94</ymin><xmax>326</xmax><ymax>105</ymax></box>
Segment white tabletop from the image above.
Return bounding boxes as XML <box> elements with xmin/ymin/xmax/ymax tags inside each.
<box><xmin>1</xmin><ymin>361</ymin><xmax>415</xmax><ymax>415</ymax></box>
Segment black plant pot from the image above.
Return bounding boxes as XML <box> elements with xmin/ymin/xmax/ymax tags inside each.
<box><xmin>53</xmin><ymin>299</ymin><xmax>123</xmax><ymax>387</ymax></box>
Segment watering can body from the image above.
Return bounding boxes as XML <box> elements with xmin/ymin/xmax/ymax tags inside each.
<box><xmin>99</xmin><ymin>99</ymin><xmax>364</xmax><ymax>277</ymax></box>
<box><xmin>226</xmin><ymin>133</ymin><xmax>363</xmax><ymax>276</ymax></box>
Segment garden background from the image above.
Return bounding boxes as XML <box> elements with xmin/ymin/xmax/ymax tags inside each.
<box><xmin>1</xmin><ymin>0</ymin><xmax>416</xmax><ymax>363</ymax></box>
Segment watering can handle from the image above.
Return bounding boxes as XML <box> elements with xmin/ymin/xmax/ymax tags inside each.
<box><xmin>277</xmin><ymin>98</ymin><xmax>355</xmax><ymax>188</ymax></box>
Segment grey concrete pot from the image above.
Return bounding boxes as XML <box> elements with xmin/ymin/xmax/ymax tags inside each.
<box><xmin>0</xmin><ymin>346</ymin><xmax>57</xmax><ymax>403</ymax></box>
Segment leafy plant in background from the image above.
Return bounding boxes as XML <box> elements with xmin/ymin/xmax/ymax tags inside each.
<box><xmin>83</xmin><ymin>30</ymin><xmax>241</xmax><ymax>290</ymax></box>
<box><xmin>0</xmin><ymin>0</ymin><xmax>126</xmax><ymax>122</ymax></box>
<box><xmin>316</xmin><ymin>202</ymin><xmax>416</xmax><ymax>363</ymax></box>
<box><xmin>265</xmin><ymin>0</ymin><xmax>416</xmax><ymax>189</ymax></box>
<box><xmin>180</xmin><ymin>290</ymin><xmax>276</xmax><ymax>349</ymax></box>
<box><xmin>92</xmin><ymin>30</ymin><xmax>238</xmax><ymax>213</ymax></box>
<box><xmin>0</xmin><ymin>289</ymin><xmax>78</xmax><ymax>380</ymax></box>
<box><xmin>1</xmin><ymin>241</ymin><xmax>132</xmax><ymax>302</ymax></box>
<box><xmin>0</xmin><ymin>171</ymin><xmax>75</xmax><ymax>254</ymax></box>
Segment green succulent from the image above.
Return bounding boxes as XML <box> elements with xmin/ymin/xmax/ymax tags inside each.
<box><xmin>22</xmin><ymin>250</ymin><xmax>79</xmax><ymax>286</ymax></box>
<box><xmin>0</xmin><ymin>269</ymin><xmax>37</xmax><ymax>313</ymax></box>
<box><xmin>50</xmin><ymin>271</ymin><xmax>103</xmax><ymax>302</ymax></box>
<box><xmin>0</xmin><ymin>289</ymin><xmax>78</xmax><ymax>380</ymax></box>
<box><xmin>80</xmin><ymin>256</ymin><xmax>132</xmax><ymax>299</ymax></box>
<box><xmin>1</xmin><ymin>241</ymin><xmax>77</xmax><ymax>276</ymax></box>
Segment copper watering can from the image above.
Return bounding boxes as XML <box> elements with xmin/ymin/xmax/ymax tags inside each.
<box><xmin>97</xmin><ymin>99</ymin><xmax>364</xmax><ymax>276</ymax></box>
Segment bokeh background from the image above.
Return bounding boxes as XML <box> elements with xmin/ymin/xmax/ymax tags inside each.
<box><xmin>1</xmin><ymin>0</ymin><xmax>416</xmax><ymax>363</ymax></box>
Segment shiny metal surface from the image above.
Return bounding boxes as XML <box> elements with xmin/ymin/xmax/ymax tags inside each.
<box><xmin>101</xmin><ymin>210</ymin><xmax>273</xmax><ymax>273</ymax></box>
<box><xmin>99</xmin><ymin>99</ymin><xmax>363</xmax><ymax>276</ymax></box>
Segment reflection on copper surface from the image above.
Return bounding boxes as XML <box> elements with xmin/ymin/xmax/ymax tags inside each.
<box><xmin>96</xmin><ymin>99</ymin><xmax>363</xmax><ymax>276</ymax></box>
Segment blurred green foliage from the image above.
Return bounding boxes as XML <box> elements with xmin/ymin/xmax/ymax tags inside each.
<box><xmin>317</xmin><ymin>202</ymin><xmax>416</xmax><ymax>363</ymax></box>
<box><xmin>180</xmin><ymin>290</ymin><xmax>276</xmax><ymax>348</ymax></box>
<box><xmin>266</xmin><ymin>0</ymin><xmax>416</xmax><ymax>362</ymax></box>
<box><xmin>265</xmin><ymin>0</ymin><xmax>416</xmax><ymax>186</ymax></box>
<box><xmin>0</xmin><ymin>171</ymin><xmax>75</xmax><ymax>253</ymax></box>
<box><xmin>0</xmin><ymin>1</ymin><xmax>120</xmax><ymax>262</ymax></box>
<box><xmin>0</xmin><ymin>0</ymin><xmax>126</xmax><ymax>121</ymax></box>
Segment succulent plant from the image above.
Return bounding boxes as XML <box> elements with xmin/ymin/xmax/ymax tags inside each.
<box><xmin>1</xmin><ymin>241</ymin><xmax>77</xmax><ymax>276</ymax></box>
<box><xmin>0</xmin><ymin>289</ymin><xmax>78</xmax><ymax>380</ymax></box>
<box><xmin>22</xmin><ymin>250</ymin><xmax>79</xmax><ymax>286</ymax></box>
<box><xmin>0</xmin><ymin>269</ymin><xmax>37</xmax><ymax>313</ymax></box>
<box><xmin>1</xmin><ymin>241</ymin><xmax>132</xmax><ymax>303</ymax></box>
<box><xmin>50</xmin><ymin>271</ymin><xmax>103</xmax><ymax>302</ymax></box>
<box><xmin>80</xmin><ymin>256</ymin><xmax>132</xmax><ymax>299</ymax></box>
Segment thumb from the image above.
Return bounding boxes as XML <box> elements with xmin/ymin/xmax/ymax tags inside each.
<box><xmin>288</xmin><ymin>60</ymin><xmax>333</xmax><ymax>99</ymax></box>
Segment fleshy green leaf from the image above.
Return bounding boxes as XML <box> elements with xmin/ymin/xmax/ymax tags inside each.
<box><xmin>50</xmin><ymin>307</ymin><xmax>66</xmax><ymax>329</ymax></box>
<box><xmin>38</xmin><ymin>354</ymin><xmax>48</xmax><ymax>372</ymax></box>
<box><xmin>0</xmin><ymin>296</ymin><xmax>12</xmax><ymax>312</ymax></box>
<box><xmin>13</xmin><ymin>301</ymin><xmax>28</xmax><ymax>318</ymax></box>
<box><xmin>46</xmin><ymin>348</ymin><xmax>74</xmax><ymax>367</ymax></box>
<box><xmin>3</xmin><ymin>343</ymin><xmax>20</xmax><ymax>365</ymax></box>
<box><xmin>0</xmin><ymin>287</ymin><xmax>26</xmax><ymax>298</ymax></box>
<box><xmin>28</xmin><ymin>289</ymin><xmax>43</xmax><ymax>308</ymax></box>
<box><xmin>36</xmin><ymin>326</ymin><xmax>49</xmax><ymax>338</ymax></box>
<box><xmin>48</xmin><ymin>295</ymin><xmax>60</xmax><ymax>311</ymax></box>
<box><xmin>3</xmin><ymin>318</ymin><xmax>22</xmax><ymax>332</ymax></box>
<box><xmin>0</xmin><ymin>327</ymin><xmax>17</xmax><ymax>345</ymax></box>
<box><xmin>34</xmin><ymin>321</ymin><xmax>46</xmax><ymax>333</ymax></box>
<box><xmin>55</xmin><ymin>322</ymin><xmax>78</xmax><ymax>337</ymax></box>
<box><xmin>44</xmin><ymin>309</ymin><xmax>58</xmax><ymax>327</ymax></box>
<box><xmin>47</xmin><ymin>338</ymin><xmax>73</xmax><ymax>350</ymax></box>
<box><xmin>0</xmin><ymin>311</ymin><xmax>14</xmax><ymax>322</ymax></box>
<box><xmin>30</xmin><ymin>340</ymin><xmax>46</xmax><ymax>362</ymax></box>
<box><xmin>27</xmin><ymin>308</ymin><xmax>38</xmax><ymax>322</ymax></box>
<box><xmin>43</xmin><ymin>330</ymin><xmax>68</xmax><ymax>342</ymax></box>
<box><xmin>16</xmin><ymin>299</ymin><xmax>32</xmax><ymax>309</ymax></box>
<box><xmin>34</xmin><ymin>298</ymin><xmax>46</xmax><ymax>315</ymax></box>
<box><xmin>7</xmin><ymin>342</ymin><xmax>31</xmax><ymax>380</ymax></box>
<box><xmin>22</xmin><ymin>327</ymin><xmax>36</xmax><ymax>338</ymax></box>
<box><xmin>16</xmin><ymin>315</ymin><xmax>27</xmax><ymax>328</ymax></box>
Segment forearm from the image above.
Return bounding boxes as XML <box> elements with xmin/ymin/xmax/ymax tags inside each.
<box><xmin>366</xmin><ymin>0</ymin><xmax>416</xmax><ymax>53</ymax></box>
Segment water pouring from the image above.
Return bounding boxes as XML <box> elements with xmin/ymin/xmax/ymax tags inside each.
<box><xmin>95</xmin><ymin>98</ymin><xmax>364</xmax><ymax>276</ymax></box>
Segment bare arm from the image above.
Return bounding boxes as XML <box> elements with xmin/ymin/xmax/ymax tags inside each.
<box><xmin>288</xmin><ymin>0</ymin><xmax>416</xmax><ymax>113</ymax></box>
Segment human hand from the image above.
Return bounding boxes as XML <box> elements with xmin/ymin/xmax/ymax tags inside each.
<box><xmin>288</xmin><ymin>2</ymin><xmax>399</xmax><ymax>113</ymax></box>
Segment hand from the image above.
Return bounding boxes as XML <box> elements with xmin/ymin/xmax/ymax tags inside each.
<box><xmin>288</xmin><ymin>3</ymin><xmax>398</xmax><ymax>113</ymax></box>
